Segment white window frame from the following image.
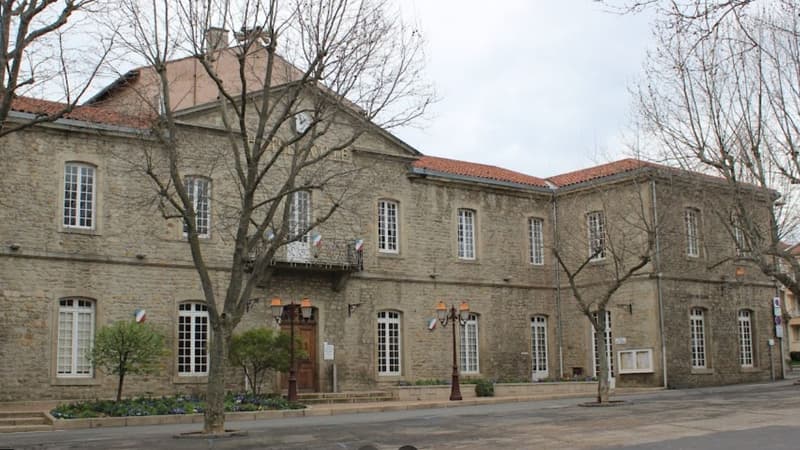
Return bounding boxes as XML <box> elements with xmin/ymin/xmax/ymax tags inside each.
<box><xmin>618</xmin><ymin>348</ymin><xmax>654</xmax><ymax>374</ymax></box>
<box><xmin>378</xmin><ymin>200</ymin><xmax>399</xmax><ymax>253</ymax></box>
<box><xmin>57</xmin><ymin>298</ymin><xmax>95</xmax><ymax>377</ymax></box>
<box><xmin>732</xmin><ymin>215</ymin><xmax>750</xmax><ymax>257</ymax></box>
<box><xmin>529</xmin><ymin>217</ymin><xmax>544</xmax><ymax>265</ymax></box>
<box><xmin>184</xmin><ymin>177</ymin><xmax>211</xmax><ymax>238</ymax></box>
<box><xmin>178</xmin><ymin>302</ymin><xmax>209</xmax><ymax>376</ymax></box>
<box><xmin>377</xmin><ymin>311</ymin><xmax>401</xmax><ymax>375</ymax></box>
<box><xmin>690</xmin><ymin>308</ymin><xmax>707</xmax><ymax>368</ymax></box>
<box><xmin>531</xmin><ymin>315</ymin><xmax>548</xmax><ymax>379</ymax></box>
<box><xmin>457</xmin><ymin>208</ymin><xmax>476</xmax><ymax>260</ymax></box>
<box><xmin>289</xmin><ymin>190</ymin><xmax>311</xmax><ymax>242</ymax></box>
<box><xmin>587</xmin><ymin>211</ymin><xmax>605</xmax><ymax>261</ymax></box>
<box><xmin>738</xmin><ymin>310</ymin><xmax>754</xmax><ymax>367</ymax></box>
<box><xmin>685</xmin><ymin>208</ymin><xmax>700</xmax><ymax>257</ymax></box>
<box><xmin>592</xmin><ymin>311</ymin><xmax>614</xmax><ymax>378</ymax></box>
<box><xmin>63</xmin><ymin>163</ymin><xmax>96</xmax><ymax>229</ymax></box>
<box><xmin>460</xmin><ymin>313</ymin><xmax>480</xmax><ymax>374</ymax></box>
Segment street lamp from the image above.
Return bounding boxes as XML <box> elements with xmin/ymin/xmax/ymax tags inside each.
<box><xmin>436</xmin><ymin>300</ymin><xmax>470</xmax><ymax>401</ymax></box>
<box><xmin>271</xmin><ymin>297</ymin><xmax>313</xmax><ymax>402</ymax></box>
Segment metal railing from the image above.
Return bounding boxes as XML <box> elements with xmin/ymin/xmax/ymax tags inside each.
<box><xmin>251</xmin><ymin>238</ymin><xmax>363</xmax><ymax>271</ymax></box>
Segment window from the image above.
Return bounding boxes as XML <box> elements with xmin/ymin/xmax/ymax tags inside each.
<box><xmin>690</xmin><ymin>308</ymin><xmax>706</xmax><ymax>368</ymax></box>
<box><xmin>63</xmin><ymin>163</ymin><xmax>96</xmax><ymax>229</ymax></box>
<box><xmin>289</xmin><ymin>191</ymin><xmax>310</xmax><ymax>242</ymax></box>
<box><xmin>531</xmin><ymin>316</ymin><xmax>548</xmax><ymax>380</ymax></box>
<box><xmin>685</xmin><ymin>208</ymin><xmax>700</xmax><ymax>257</ymax></box>
<box><xmin>184</xmin><ymin>177</ymin><xmax>210</xmax><ymax>237</ymax></box>
<box><xmin>460</xmin><ymin>313</ymin><xmax>479</xmax><ymax>374</ymax></box>
<box><xmin>587</xmin><ymin>211</ymin><xmax>605</xmax><ymax>260</ymax></box>
<box><xmin>732</xmin><ymin>215</ymin><xmax>750</xmax><ymax>257</ymax></box>
<box><xmin>529</xmin><ymin>218</ymin><xmax>544</xmax><ymax>265</ymax></box>
<box><xmin>378</xmin><ymin>200</ymin><xmax>399</xmax><ymax>253</ymax></box>
<box><xmin>377</xmin><ymin>311</ymin><xmax>401</xmax><ymax>375</ymax></box>
<box><xmin>592</xmin><ymin>311</ymin><xmax>614</xmax><ymax>378</ymax></box>
<box><xmin>738</xmin><ymin>310</ymin><xmax>753</xmax><ymax>367</ymax></box>
<box><xmin>618</xmin><ymin>349</ymin><xmax>654</xmax><ymax>374</ymax></box>
<box><xmin>57</xmin><ymin>299</ymin><xmax>94</xmax><ymax>377</ymax></box>
<box><xmin>457</xmin><ymin>209</ymin><xmax>476</xmax><ymax>260</ymax></box>
<box><xmin>178</xmin><ymin>302</ymin><xmax>208</xmax><ymax>376</ymax></box>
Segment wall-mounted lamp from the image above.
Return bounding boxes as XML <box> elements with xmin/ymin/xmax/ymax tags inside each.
<box><xmin>348</xmin><ymin>302</ymin><xmax>362</xmax><ymax>317</ymax></box>
<box><xmin>135</xmin><ymin>254</ymin><xmax>146</xmax><ymax>260</ymax></box>
<box><xmin>616</xmin><ymin>303</ymin><xmax>633</xmax><ymax>314</ymax></box>
<box><xmin>8</xmin><ymin>243</ymin><xmax>20</xmax><ymax>251</ymax></box>
<box><xmin>503</xmin><ymin>276</ymin><xmax>513</xmax><ymax>282</ymax></box>
<box><xmin>245</xmin><ymin>297</ymin><xmax>261</xmax><ymax>312</ymax></box>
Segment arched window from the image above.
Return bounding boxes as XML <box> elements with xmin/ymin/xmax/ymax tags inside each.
<box><xmin>178</xmin><ymin>302</ymin><xmax>208</xmax><ymax>375</ymax></box>
<box><xmin>460</xmin><ymin>313</ymin><xmax>479</xmax><ymax>374</ymax></box>
<box><xmin>738</xmin><ymin>310</ymin><xmax>753</xmax><ymax>367</ymax></box>
<box><xmin>57</xmin><ymin>298</ymin><xmax>95</xmax><ymax>377</ymax></box>
<box><xmin>377</xmin><ymin>311</ymin><xmax>401</xmax><ymax>375</ymax></box>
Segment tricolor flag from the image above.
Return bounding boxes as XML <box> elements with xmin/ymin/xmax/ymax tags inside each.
<box><xmin>354</xmin><ymin>239</ymin><xmax>364</xmax><ymax>252</ymax></box>
<box><xmin>311</xmin><ymin>233</ymin><xmax>323</xmax><ymax>247</ymax></box>
<box><xmin>134</xmin><ymin>309</ymin><xmax>147</xmax><ymax>323</ymax></box>
<box><xmin>428</xmin><ymin>317</ymin><xmax>437</xmax><ymax>331</ymax></box>
<box><xmin>265</xmin><ymin>229</ymin><xmax>275</xmax><ymax>241</ymax></box>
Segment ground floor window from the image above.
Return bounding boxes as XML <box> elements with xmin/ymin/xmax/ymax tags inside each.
<box><xmin>460</xmin><ymin>313</ymin><xmax>479</xmax><ymax>374</ymax></box>
<box><xmin>592</xmin><ymin>311</ymin><xmax>614</xmax><ymax>378</ymax></box>
<box><xmin>57</xmin><ymin>298</ymin><xmax>95</xmax><ymax>377</ymax></box>
<box><xmin>531</xmin><ymin>316</ymin><xmax>548</xmax><ymax>380</ymax></box>
<box><xmin>377</xmin><ymin>311</ymin><xmax>401</xmax><ymax>375</ymax></box>
<box><xmin>690</xmin><ymin>308</ymin><xmax>707</xmax><ymax>369</ymax></box>
<box><xmin>178</xmin><ymin>302</ymin><xmax>208</xmax><ymax>375</ymax></box>
<box><xmin>738</xmin><ymin>310</ymin><xmax>753</xmax><ymax>367</ymax></box>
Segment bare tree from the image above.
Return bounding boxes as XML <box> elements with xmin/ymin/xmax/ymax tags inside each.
<box><xmin>109</xmin><ymin>0</ymin><xmax>432</xmax><ymax>434</ymax></box>
<box><xmin>552</xmin><ymin>177</ymin><xmax>656</xmax><ymax>403</ymax></box>
<box><xmin>0</xmin><ymin>0</ymin><xmax>114</xmax><ymax>136</ymax></box>
<box><xmin>634</xmin><ymin>0</ymin><xmax>800</xmax><ymax>300</ymax></box>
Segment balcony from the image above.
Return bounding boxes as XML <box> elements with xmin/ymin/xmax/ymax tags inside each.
<box><xmin>248</xmin><ymin>238</ymin><xmax>363</xmax><ymax>290</ymax></box>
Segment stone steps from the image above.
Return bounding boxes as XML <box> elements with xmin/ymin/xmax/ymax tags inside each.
<box><xmin>0</xmin><ymin>411</ymin><xmax>52</xmax><ymax>433</ymax></box>
<box><xmin>297</xmin><ymin>391</ymin><xmax>394</xmax><ymax>405</ymax></box>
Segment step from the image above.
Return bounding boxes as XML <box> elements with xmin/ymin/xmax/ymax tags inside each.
<box><xmin>0</xmin><ymin>416</ymin><xmax>49</xmax><ymax>426</ymax></box>
<box><xmin>297</xmin><ymin>391</ymin><xmax>391</xmax><ymax>400</ymax></box>
<box><xmin>0</xmin><ymin>424</ymin><xmax>53</xmax><ymax>434</ymax></box>
<box><xmin>300</xmin><ymin>395</ymin><xmax>395</xmax><ymax>405</ymax></box>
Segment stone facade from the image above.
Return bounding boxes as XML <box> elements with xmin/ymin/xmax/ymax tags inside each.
<box><xmin>0</xmin><ymin>65</ymin><xmax>783</xmax><ymax>402</ymax></box>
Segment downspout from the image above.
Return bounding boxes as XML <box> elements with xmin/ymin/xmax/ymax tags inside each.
<box><xmin>651</xmin><ymin>179</ymin><xmax>668</xmax><ymax>388</ymax></box>
<box><xmin>552</xmin><ymin>191</ymin><xmax>564</xmax><ymax>378</ymax></box>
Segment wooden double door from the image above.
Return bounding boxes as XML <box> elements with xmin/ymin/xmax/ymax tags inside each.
<box><xmin>280</xmin><ymin>308</ymin><xmax>318</xmax><ymax>392</ymax></box>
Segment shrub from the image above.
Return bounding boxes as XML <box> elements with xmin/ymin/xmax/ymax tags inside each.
<box><xmin>229</xmin><ymin>328</ymin><xmax>304</xmax><ymax>395</ymax></box>
<box><xmin>474</xmin><ymin>379</ymin><xmax>494</xmax><ymax>397</ymax></box>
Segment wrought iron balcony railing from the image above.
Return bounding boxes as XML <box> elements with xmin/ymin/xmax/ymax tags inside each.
<box><xmin>249</xmin><ymin>238</ymin><xmax>363</xmax><ymax>272</ymax></box>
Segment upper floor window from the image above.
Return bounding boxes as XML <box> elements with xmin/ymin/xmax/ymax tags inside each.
<box><xmin>377</xmin><ymin>311</ymin><xmax>401</xmax><ymax>375</ymax></box>
<box><xmin>685</xmin><ymin>208</ymin><xmax>700</xmax><ymax>257</ymax></box>
<box><xmin>184</xmin><ymin>177</ymin><xmax>210</xmax><ymax>237</ymax></box>
<box><xmin>460</xmin><ymin>313</ymin><xmax>479</xmax><ymax>374</ymax></box>
<box><xmin>738</xmin><ymin>310</ymin><xmax>753</xmax><ymax>367</ymax></box>
<box><xmin>289</xmin><ymin>190</ymin><xmax>311</xmax><ymax>242</ymax></box>
<box><xmin>690</xmin><ymin>307</ymin><xmax>707</xmax><ymax>368</ymax></box>
<box><xmin>178</xmin><ymin>302</ymin><xmax>208</xmax><ymax>376</ymax></box>
<box><xmin>57</xmin><ymin>298</ymin><xmax>94</xmax><ymax>377</ymax></box>
<box><xmin>587</xmin><ymin>211</ymin><xmax>605</xmax><ymax>261</ymax></box>
<box><xmin>529</xmin><ymin>217</ymin><xmax>544</xmax><ymax>265</ymax></box>
<box><xmin>378</xmin><ymin>200</ymin><xmax>399</xmax><ymax>253</ymax></box>
<box><xmin>457</xmin><ymin>209</ymin><xmax>476</xmax><ymax>260</ymax></box>
<box><xmin>732</xmin><ymin>215</ymin><xmax>750</xmax><ymax>257</ymax></box>
<box><xmin>63</xmin><ymin>163</ymin><xmax>96</xmax><ymax>229</ymax></box>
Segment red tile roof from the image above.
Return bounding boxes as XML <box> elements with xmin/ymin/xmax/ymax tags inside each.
<box><xmin>546</xmin><ymin>158</ymin><xmax>655</xmax><ymax>187</ymax></box>
<box><xmin>412</xmin><ymin>156</ymin><xmax>549</xmax><ymax>188</ymax></box>
<box><xmin>10</xmin><ymin>96</ymin><xmax>151</xmax><ymax>130</ymax></box>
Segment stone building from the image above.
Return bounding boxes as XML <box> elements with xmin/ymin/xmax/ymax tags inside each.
<box><xmin>0</xmin><ymin>50</ymin><xmax>783</xmax><ymax>402</ymax></box>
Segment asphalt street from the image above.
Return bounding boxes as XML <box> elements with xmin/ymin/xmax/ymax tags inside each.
<box><xmin>2</xmin><ymin>380</ymin><xmax>800</xmax><ymax>449</ymax></box>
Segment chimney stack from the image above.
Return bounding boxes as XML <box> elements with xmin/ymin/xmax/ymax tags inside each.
<box><xmin>205</xmin><ymin>27</ymin><xmax>229</xmax><ymax>54</ymax></box>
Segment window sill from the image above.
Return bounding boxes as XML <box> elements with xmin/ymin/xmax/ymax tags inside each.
<box><xmin>377</xmin><ymin>252</ymin><xmax>403</xmax><ymax>259</ymax></box>
<box><xmin>377</xmin><ymin>374</ymin><xmax>403</xmax><ymax>380</ymax></box>
<box><xmin>173</xmin><ymin>375</ymin><xmax>208</xmax><ymax>384</ymax></box>
<box><xmin>52</xmin><ymin>377</ymin><xmax>99</xmax><ymax>386</ymax></box>
<box><xmin>740</xmin><ymin>366</ymin><xmax>761</xmax><ymax>373</ymax></box>
<box><xmin>691</xmin><ymin>368</ymin><xmax>715</xmax><ymax>375</ymax></box>
<box><xmin>59</xmin><ymin>228</ymin><xmax>100</xmax><ymax>237</ymax></box>
<box><xmin>456</xmin><ymin>258</ymin><xmax>480</xmax><ymax>264</ymax></box>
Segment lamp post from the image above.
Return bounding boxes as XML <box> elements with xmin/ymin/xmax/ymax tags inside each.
<box><xmin>271</xmin><ymin>297</ymin><xmax>312</xmax><ymax>402</ymax></box>
<box><xmin>436</xmin><ymin>300</ymin><xmax>470</xmax><ymax>401</ymax></box>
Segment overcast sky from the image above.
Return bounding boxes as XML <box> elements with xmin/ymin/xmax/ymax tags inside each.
<box><xmin>393</xmin><ymin>1</ymin><xmax>655</xmax><ymax>178</ymax></box>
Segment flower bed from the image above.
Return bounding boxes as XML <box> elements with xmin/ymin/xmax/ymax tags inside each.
<box><xmin>51</xmin><ymin>394</ymin><xmax>305</xmax><ymax>419</ymax></box>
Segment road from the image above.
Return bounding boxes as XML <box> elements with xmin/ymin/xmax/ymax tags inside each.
<box><xmin>2</xmin><ymin>380</ymin><xmax>800</xmax><ymax>449</ymax></box>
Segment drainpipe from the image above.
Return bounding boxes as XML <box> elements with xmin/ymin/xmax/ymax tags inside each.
<box><xmin>651</xmin><ymin>179</ymin><xmax>668</xmax><ymax>388</ymax></box>
<box><xmin>552</xmin><ymin>193</ymin><xmax>564</xmax><ymax>378</ymax></box>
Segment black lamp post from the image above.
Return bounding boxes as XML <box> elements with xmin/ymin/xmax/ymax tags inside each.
<box><xmin>271</xmin><ymin>297</ymin><xmax>313</xmax><ymax>402</ymax></box>
<box><xmin>436</xmin><ymin>300</ymin><xmax>470</xmax><ymax>401</ymax></box>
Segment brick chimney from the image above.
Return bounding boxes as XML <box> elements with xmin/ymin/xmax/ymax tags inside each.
<box><xmin>205</xmin><ymin>27</ymin><xmax>229</xmax><ymax>54</ymax></box>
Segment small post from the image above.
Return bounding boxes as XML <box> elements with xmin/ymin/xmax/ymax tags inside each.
<box><xmin>768</xmin><ymin>339</ymin><xmax>775</xmax><ymax>381</ymax></box>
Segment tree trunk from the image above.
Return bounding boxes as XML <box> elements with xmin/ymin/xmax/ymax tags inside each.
<box><xmin>596</xmin><ymin>309</ymin><xmax>610</xmax><ymax>404</ymax></box>
<box><xmin>116</xmin><ymin>370</ymin><xmax>125</xmax><ymax>403</ymax></box>
<box><xmin>204</xmin><ymin>324</ymin><xmax>232</xmax><ymax>434</ymax></box>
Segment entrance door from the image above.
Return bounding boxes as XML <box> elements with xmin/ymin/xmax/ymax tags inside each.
<box><xmin>287</xmin><ymin>191</ymin><xmax>310</xmax><ymax>262</ymax></box>
<box><xmin>592</xmin><ymin>311</ymin><xmax>615</xmax><ymax>388</ymax></box>
<box><xmin>531</xmin><ymin>316</ymin><xmax>549</xmax><ymax>380</ymax></box>
<box><xmin>281</xmin><ymin>306</ymin><xmax>318</xmax><ymax>392</ymax></box>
